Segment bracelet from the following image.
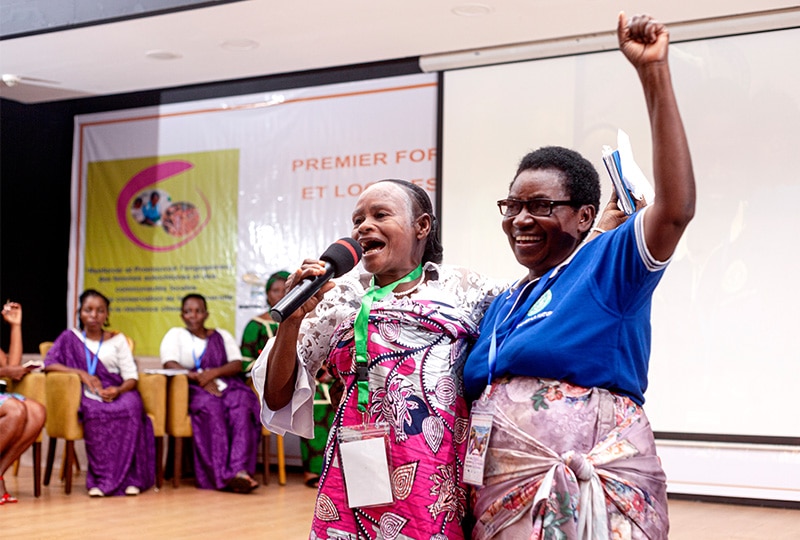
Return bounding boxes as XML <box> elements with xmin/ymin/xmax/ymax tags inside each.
<box><xmin>590</xmin><ymin>226</ymin><xmax>606</xmax><ymax>234</ymax></box>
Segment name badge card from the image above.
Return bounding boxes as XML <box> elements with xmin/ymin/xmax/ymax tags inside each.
<box><xmin>463</xmin><ymin>398</ymin><xmax>494</xmax><ymax>486</ymax></box>
<box><xmin>338</xmin><ymin>423</ymin><xmax>394</xmax><ymax>508</ymax></box>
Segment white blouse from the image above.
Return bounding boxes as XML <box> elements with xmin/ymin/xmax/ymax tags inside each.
<box><xmin>70</xmin><ymin>328</ymin><xmax>138</xmax><ymax>381</ymax></box>
<box><xmin>159</xmin><ymin>327</ymin><xmax>242</xmax><ymax>370</ymax></box>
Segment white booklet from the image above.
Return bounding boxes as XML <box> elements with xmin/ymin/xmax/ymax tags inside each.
<box><xmin>143</xmin><ymin>368</ymin><xmax>190</xmax><ymax>376</ymax></box>
<box><xmin>22</xmin><ymin>357</ymin><xmax>45</xmax><ymax>370</ymax></box>
<box><xmin>602</xmin><ymin>145</ymin><xmax>635</xmax><ymax>214</ymax></box>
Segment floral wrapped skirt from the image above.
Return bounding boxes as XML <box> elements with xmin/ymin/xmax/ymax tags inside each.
<box><xmin>471</xmin><ymin>378</ymin><xmax>668</xmax><ymax>540</ymax></box>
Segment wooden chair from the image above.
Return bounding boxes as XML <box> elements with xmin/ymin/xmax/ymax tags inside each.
<box><xmin>167</xmin><ymin>374</ymin><xmax>286</xmax><ymax>487</ymax></box>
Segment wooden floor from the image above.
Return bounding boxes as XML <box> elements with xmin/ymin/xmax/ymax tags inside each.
<box><xmin>4</xmin><ymin>464</ymin><xmax>800</xmax><ymax>539</ymax></box>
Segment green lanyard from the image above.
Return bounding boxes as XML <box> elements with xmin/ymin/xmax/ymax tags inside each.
<box><xmin>353</xmin><ymin>264</ymin><xmax>423</xmax><ymax>412</ymax></box>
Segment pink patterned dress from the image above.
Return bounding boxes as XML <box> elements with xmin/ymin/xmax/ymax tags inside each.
<box><xmin>255</xmin><ymin>263</ymin><xmax>502</xmax><ymax>540</ymax></box>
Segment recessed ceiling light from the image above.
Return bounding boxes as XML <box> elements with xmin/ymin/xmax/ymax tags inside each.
<box><xmin>452</xmin><ymin>3</ymin><xmax>493</xmax><ymax>16</ymax></box>
<box><xmin>145</xmin><ymin>50</ymin><xmax>182</xmax><ymax>60</ymax></box>
<box><xmin>220</xmin><ymin>39</ymin><xmax>259</xmax><ymax>51</ymax></box>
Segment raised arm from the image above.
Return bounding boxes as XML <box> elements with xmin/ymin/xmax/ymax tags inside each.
<box><xmin>1</xmin><ymin>302</ymin><xmax>23</xmax><ymax>367</ymax></box>
<box><xmin>618</xmin><ymin>12</ymin><xmax>696</xmax><ymax>261</ymax></box>
<box><xmin>0</xmin><ymin>302</ymin><xmax>28</xmax><ymax>381</ymax></box>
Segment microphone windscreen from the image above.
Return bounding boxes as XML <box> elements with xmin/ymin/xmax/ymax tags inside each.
<box><xmin>320</xmin><ymin>237</ymin><xmax>363</xmax><ymax>277</ymax></box>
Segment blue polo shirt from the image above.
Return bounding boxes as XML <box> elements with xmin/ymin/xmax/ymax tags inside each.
<box><xmin>463</xmin><ymin>210</ymin><xmax>668</xmax><ymax>405</ymax></box>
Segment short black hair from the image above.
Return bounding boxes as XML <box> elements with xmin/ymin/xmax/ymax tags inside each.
<box><xmin>513</xmin><ymin>146</ymin><xmax>601</xmax><ymax>212</ymax></box>
<box><xmin>181</xmin><ymin>293</ymin><xmax>207</xmax><ymax>311</ymax></box>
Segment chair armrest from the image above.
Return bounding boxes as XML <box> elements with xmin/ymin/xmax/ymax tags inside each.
<box><xmin>138</xmin><ymin>373</ymin><xmax>167</xmax><ymax>437</ymax></box>
<box><xmin>44</xmin><ymin>372</ymin><xmax>84</xmax><ymax>440</ymax></box>
<box><xmin>10</xmin><ymin>372</ymin><xmax>47</xmax><ymax>442</ymax></box>
<box><xmin>166</xmin><ymin>374</ymin><xmax>192</xmax><ymax>437</ymax></box>
<box><xmin>10</xmin><ymin>371</ymin><xmax>46</xmax><ymax>401</ymax></box>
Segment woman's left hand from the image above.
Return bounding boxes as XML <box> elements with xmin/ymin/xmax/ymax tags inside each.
<box><xmin>202</xmin><ymin>380</ymin><xmax>222</xmax><ymax>397</ymax></box>
<box><xmin>617</xmin><ymin>13</ymin><xmax>669</xmax><ymax>69</ymax></box>
<box><xmin>195</xmin><ymin>370</ymin><xmax>215</xmax><ymax>387</ymax></box>
<box><xmin>98</xmin><ymin>385</ymin><xmax>120</xmax><ymax>402</ymax></box>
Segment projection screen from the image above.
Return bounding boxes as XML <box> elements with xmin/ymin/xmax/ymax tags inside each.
<box><xmin>441</xmin><ymin>27</ymin><xmax>800</xmax><ymax>438</ymax></box>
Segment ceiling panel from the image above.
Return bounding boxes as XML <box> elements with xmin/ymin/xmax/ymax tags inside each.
<box><xmin>0</xmin><ymin>0</ymin><xmax>797</xmax><ymax>104</ymax></box>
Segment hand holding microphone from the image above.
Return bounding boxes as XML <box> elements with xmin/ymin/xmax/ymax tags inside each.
<box><xmin>270</xmin><ymin>237</ymin><xmax>362</xmax><ymax>323</ymax></box>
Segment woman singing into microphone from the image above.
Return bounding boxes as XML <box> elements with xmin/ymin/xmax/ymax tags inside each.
<box><xmin>251</xmin><ymin>179</ymin><xmax>504</xmax><ymax>540</ymax></box>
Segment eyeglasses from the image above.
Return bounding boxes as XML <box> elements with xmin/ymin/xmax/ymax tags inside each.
<box><xmin>497</xmin><ymin>198</ymin><xmax>577</xmax><ymax>217</ymax></box>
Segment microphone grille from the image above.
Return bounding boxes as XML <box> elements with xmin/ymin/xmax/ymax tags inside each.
<box><xmin>320</xmin><ymin>237</ymin><xmax>363</xmax><ymax>277</ymax></box>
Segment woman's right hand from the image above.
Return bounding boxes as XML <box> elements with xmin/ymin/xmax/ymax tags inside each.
<box><xmin>3</xmin><ymin>364</ymin><xmax>29</xmax><ymax>381</ymax></box>
<box><xmin>595</xmin><ymin>191</ymin><xmax>647</xmax><ymax>233</ymax></box>
<box><xmin>187</xmin><ymin>370</ymin><xmax>218</xmax><ymax>396</ymax></box>
<box><xmin>281</xmin><ymin>259</ymin><xmax>337</xmax><ymax>322</ymax></box>
<box><xmin>194</xmin><ymin>369</ymin><xmax>215</xmax><ymax>388</ymax></box>
<box><xmin>263</xmin><ymin>261</ymin><xmax>329</xmax><ymax>411</ymax></box>
<box><xmin>81</xmin><ymin>372</ymin><xmax>103</xmax><ymax>394</ymax></box>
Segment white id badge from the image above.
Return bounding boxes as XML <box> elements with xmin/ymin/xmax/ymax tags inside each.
<box><xmin>338</xmin><ymin>423</ymin><xmax>394</xmax><ymax>508</ymax></box>
<box><xmin>462</xmin><ymin>397</ymin><xmax>495</xmax><ymax>486</ymax></box>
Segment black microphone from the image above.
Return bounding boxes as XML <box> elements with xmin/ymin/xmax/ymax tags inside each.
<box><xmin>270</xmin><ymin>237</ymin><xmax>362</xmax><ymax>323</ymax></box>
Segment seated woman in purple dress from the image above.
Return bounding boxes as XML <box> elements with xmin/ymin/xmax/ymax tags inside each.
<box><xmin>44</xmin><ymin>290</ymin><xmax>155</xmax><ymax>497</ymax></box>
<box><xmin>0</xmin><ymin>301</ymin><xmax>46</xmax><ymax>505</ymax></box>
<box><xmin>159</xmin><ymin>293</ymin><xmax>260</xmax><ymax>493</ymax></box>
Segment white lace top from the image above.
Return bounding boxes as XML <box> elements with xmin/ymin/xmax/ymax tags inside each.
<box><xmin>251</xmin><ymin>261</ymin><xmax>504</xmax><ymax>438</ymax></box>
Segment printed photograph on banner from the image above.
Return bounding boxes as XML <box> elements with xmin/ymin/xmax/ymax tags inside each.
<box><xmin>83</xmin><ymin>150</ymin><xmax>239</xmax><ymax>356</ymax></box>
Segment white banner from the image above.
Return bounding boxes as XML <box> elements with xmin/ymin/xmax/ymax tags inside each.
<box><xmin>70</xmin><ymin>73</ymin><xmax>438</xmax><ymax>356</ymax></box>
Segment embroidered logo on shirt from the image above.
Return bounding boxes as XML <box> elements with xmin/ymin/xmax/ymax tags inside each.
<box><xmin>527</xmin><ymin>289</ymin><xmax>552</xmax><ymax>317</ymax></box>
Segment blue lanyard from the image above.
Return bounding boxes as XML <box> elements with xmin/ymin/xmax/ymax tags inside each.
<box><xmin>487</xmin><ymin>274</ymin><xmax>553</xmax><ymax>386</ymax></box>
<box><xmin>190</xmin><ymin>331</ymin><xmax>207</xmax><ymax>371</ymax></box>
<box><xmin>82</xmin><ymin>330</ymin><xmax>104</xmax><ymax>376</ymax></box>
